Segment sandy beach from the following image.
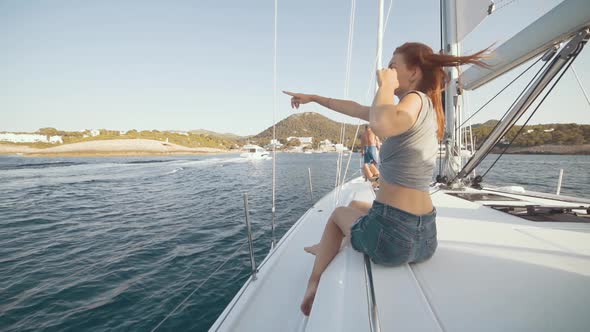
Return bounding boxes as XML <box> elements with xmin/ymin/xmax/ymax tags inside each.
<box><xmin>0</xmin><ymin>139</ymin><xmax>230</xmax><ymax>157</ymax></box>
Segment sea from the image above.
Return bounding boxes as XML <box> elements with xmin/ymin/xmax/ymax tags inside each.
<box><xmin>1</xmin><ymin>153</ymin><xmax>588</xmax><ymax>331</ymax></box>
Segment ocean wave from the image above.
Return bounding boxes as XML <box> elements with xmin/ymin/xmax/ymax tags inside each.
<box><xmin>0</xmin><ymin>161</ymin><xmax>88</xmax><ymax>171</ymax></box>
<box><xmin>123</xmin><ymin>160</ymin><xmax>178</xmax><ymax>165</ymax></box>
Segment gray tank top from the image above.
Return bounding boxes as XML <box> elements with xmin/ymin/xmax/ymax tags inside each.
<box><xmin>379</xmin><ymin>90</ymin><xmax>438</xmax><ymax>192</ymax></box>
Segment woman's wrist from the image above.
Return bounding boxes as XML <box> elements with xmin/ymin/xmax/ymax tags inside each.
<box><xmin>373</xmin><ymin>86</ymin><xmax>395</xmax><ymax>107</ymax></box>
<box><xmin>378</xmin><ymin>83</ymin><xmax>397</xmax><ymax>95</ymax></box>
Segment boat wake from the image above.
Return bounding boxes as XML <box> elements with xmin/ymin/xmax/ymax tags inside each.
<box><xmin>166</xmin><ymin>167</ymin><xmax>184</xmax><ymax>175</ymax></box>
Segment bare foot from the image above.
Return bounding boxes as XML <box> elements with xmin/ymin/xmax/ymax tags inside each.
<box><xmin>304</xmin><ymin>244</ymin><xmax>320</xmax><ymax>255</ymax></box>
<box><xmin>300</xmin><ymin>279</ymin><xmax>319</xmax><ymax>316</ymax></box>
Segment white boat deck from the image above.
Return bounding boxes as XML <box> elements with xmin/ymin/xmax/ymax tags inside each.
<box><xmin>210</xmin><ymin>178</ymin><xmax>590</xmax><ymax>332</ymax></box>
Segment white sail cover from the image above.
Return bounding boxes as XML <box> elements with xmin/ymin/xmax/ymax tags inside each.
<box><xmin>456</xmin><ymin>0</ymin><xmax>493</xmax><ymax>42</ymax></box>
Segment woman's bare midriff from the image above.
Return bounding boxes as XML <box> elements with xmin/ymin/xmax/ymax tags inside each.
<box><xmin>375</xmin><ymin>179</ymin><xmax>433</xmax><ymax>215</ymax></box>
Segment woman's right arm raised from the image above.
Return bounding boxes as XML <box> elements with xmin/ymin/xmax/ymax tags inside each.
<box><xmin>283</xmin><ymin>91</ymin><xmax>369</xmax><ymax>121</ymax></box>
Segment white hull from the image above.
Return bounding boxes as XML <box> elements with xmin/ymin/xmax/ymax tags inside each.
<box><xmin>240</xmin><ymin>144</ymin><xmax>271</xmax><ymax>159</ymax></box>
<box><xmin>210</xmin><ymin>178</ymin><xmax>590</xmax><ymax>331</ymax></box>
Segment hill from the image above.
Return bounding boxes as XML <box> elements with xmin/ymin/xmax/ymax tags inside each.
<box><xmin>189</xmin><ymin>129</ymin><xmax>243</xmax><ymax>140</ymax></box>
<box><xmin>251</xmin><ymin>112</ymin><xmax>365</xmax><ymax>149</ymax></box>
<box><xmin>471</xmin><ymin>119</ymin><xmax>499</xmax><ymax>129</ymax></box>
<box><xmin>471</xmin><ymin>121</ymin><xmax>590</xmax><ymax>147</ymax></box>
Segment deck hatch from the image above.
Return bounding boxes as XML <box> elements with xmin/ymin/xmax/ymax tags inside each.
<box><xmin>489</xmin><ymin>204</ymin><xmax>590</xmax><ymax>223</ymax></box>
<box><xmin>446</xmin><ymin>192</ymin><xmax>522</xmax><ymax>202</ymax></box>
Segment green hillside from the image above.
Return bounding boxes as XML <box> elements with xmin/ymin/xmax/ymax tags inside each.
<box><xmin>250</xmin><ymin>112</ymin><xmax>365</xmax><ymax>149</ymax></box>
<box><xmin>7</xmin><ymin>115</ymin><xmax>589</xmax><ymax>151</ymax></box>
<box><xmin>471</xmin><ymin>122</ymin><xmax>590</xmax><ymax>147</ymax></box>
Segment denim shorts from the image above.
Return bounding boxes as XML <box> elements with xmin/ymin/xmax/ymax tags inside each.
<box><xmin>350</xmin><ymin>201</ymin><xmax>437</xmax><ymax>266</ymax></box>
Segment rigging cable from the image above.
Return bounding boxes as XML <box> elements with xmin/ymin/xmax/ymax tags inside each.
<box><xmin>571</xmin><ymin>64</ymin><xmax>590</xmax><ymax>109</ymax></box>
<box><xmin>458</xmin><ymin>56</ymin><xmax>543</xmax><ymax>129</ymax></box>
<box><xmin>271</xmin><ymin>0</ymin><xmax>278</xmax><ymax>247</ymax></box>
<box><xmin>340</xmin><ymin>0</ymin><xmax>394</xmax><ymax>193</ymax></box>
<box><xmin>479</xmin><ymin>54</ymin><xmax>579</xmax><ymax>180</ymax></box>
<box><xmin>437</xmin><ymin>0</ymin><xmax>444</xmax><ymax>178</ymax></box>
<box><xmin>463</xmin><ymin>55</ymin><xmax>553</xmax><ymax>173</ymax></box>
<box><xmin>335</xmin><ymin>0</ymin><xmax>357</xmax><ymax>191</ymax></box>
<box><xmin>449</xmin><ymin>51</ymin><xmax>556</xmax><ymax>185</ymax></box>
<box><xmin>150</xmin><ymin>241</ymin><xmax>249</xmax><ymax>332</ymax></box>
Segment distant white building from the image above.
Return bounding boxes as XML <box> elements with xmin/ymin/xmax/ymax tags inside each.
<box><xmin>526</xmin><ymin>129</ymin><xmax>535</xmax><ymax>134</ymax></box>
<box><xmin>268</xmin><ymin>139</ymin><xmax>283</xmax><ymax>148</ymax></box>
<box><xmin>48</xmin><ymin>135</ymin><xmax>63</xmax><ymax>143</ymax></box>
<box><xmin>89</xmin><ymin>129</ymin><xmax>100</xmax><ymax>137</ymax></box>
<box><xmin>287</xmin><ymin>136</ymin><xmax>313</xmax><ymax>145</ymax></box>
<box><xmin>334</xmin><ymin>143</ymin><xmax>348</xmax><ymax>152</ymax></box>
<box><xmin>0</xmin><ymin>133</ymin><xmax>62</xmax><ymax>144</ymax></box>
<box><xmin>119</xmin><ymin>130</ymin><xmax>128</xmax><ymax>135</ymax></box>
<box><xmin>319</xmin><ymin>139</ymin><xmax>335</xmax><ymax>152</ymax></box>
<box><xmin>544</xmin><ymin>128</ymin><xmax>555</xmax><ymax>132</ymax></box>
<box><xmin>319</xmin><ymin>139</ymin><xmax>332</xmax><ymax>146</ymax></box>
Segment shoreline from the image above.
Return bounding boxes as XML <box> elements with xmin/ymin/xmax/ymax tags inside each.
<box><xmin>2</xmin><ymin>140</ymin><xmax>589</xmax><ymax>157</ymax></box>
<box><xmin>16</xmin><ymin>151</ymin><xmax>234</xmax><ymax>157</ymax></box>
<box><xmin>0</xmin><ymin>139</ymin><xmax>233</xmax><ymax>157</ymax></box>
<box><xmin>489</xmin><ymin>144</ymin><xmax>590</xmax><ymax>155</ymax></box>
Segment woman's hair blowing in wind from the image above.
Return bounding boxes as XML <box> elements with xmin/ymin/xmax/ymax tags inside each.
<box><xmin>394</xmin><ymin>42</ymin><xmax>489</xmax><ymax>141</ymax></box>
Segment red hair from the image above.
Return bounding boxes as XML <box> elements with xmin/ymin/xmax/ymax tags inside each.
<box><xmin>393</xmin><ymin>42</ymin><xmax>488</xmax><ymax>141</ymax></box>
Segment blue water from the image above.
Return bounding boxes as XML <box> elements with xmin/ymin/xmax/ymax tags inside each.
<box><xmin>0</xmin><ymin>153</ymin><xmax>588</xmax><ymax>331</ymax></box>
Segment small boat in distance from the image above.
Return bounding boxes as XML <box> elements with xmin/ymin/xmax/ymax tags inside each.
<box><xmin>239</xmin><ymin>144</ymin><xmax>271</xmax><ymax>159</ymax></box>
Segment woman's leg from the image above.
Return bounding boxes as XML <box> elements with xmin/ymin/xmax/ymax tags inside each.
<box><xmin>362</xmin><ymin>163</ymin><xmax>373</xmax><ymax>180</ymax></box>
<box><xmin>369</xmin><ymin>163</ymin><xmax>379</xmax><ymax>177</ymax></box>
<box><xmin>304</xmin><ymin>200</ymin><xmax>370</xmax><ymax>255</ymax></box>
<box><xmin>348</xmin><ymin>200</ymin><xmax>371</xmax><ymax>214</ymax></box>
<box><xmin>368</xmin><ymin>164</ymin><xmax>380</xmax><ymax>188</ymax></box>
<box><xmin>301</xmin><ymin>206</ymin><xmax>365</xmax><ymax>316</ymax></box>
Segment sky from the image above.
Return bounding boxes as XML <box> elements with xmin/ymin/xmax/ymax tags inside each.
<box><xmin>1</xmin><ymin>0</ymin><xmax>588</xmax><ymax>136</ymax></box>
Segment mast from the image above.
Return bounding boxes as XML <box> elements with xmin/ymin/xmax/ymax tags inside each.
<box><xmin>442</xmin><ymin>0</ymin><xmax>462</xmax><ymax>181</ymax></box>
<box><xmin>376</xmin><ymin>0</ymin><xmax>384</xmax><ymax>72</ymax></box>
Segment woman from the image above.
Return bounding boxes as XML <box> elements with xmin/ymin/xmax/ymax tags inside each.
<box><xmin>284</xmin><ymin>42</ymin><xmax>487</xmax><ymax>316</ymax></box>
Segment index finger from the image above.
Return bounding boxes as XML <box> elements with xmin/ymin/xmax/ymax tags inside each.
<box><xmin>282</xmin><ymin>90</ymin><xmax>297</xmax><ymax>97</ymax></box>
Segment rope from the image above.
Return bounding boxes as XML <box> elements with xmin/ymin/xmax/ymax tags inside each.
<box><xmin>480</xmin><ymin>52</ymin><xmax>578</xmax><ymax>180</ymax></box>
<box><xmin>451</xmin><ymin>52</ymin><xmax>554</xmax><ymax>185</ymax></box>
<box><xmin>571</xmin><ymin>64</ymin><xmax>590</xmax><ymax>109</ymax></box>
<box><xmin>335</xmin><ymin>0</ymin><xmax>357</xmax><ymax>197</ymax></box>
<box><xmin>150</xmin><ymin>240</ymin><xmax>249</xmax><ymax>332</ymax></box>
<box><xmin>342</xmin><ymin>123</ymin><xmax>362</xmax><ymax>184</ymax></box>
<box><xmin>474</xmin><ymin>56</ymin><xmax>551</xmax><ymax>160</ymax></box>
<box><xmin>459</xmin><ymin>56</ymin><xmax>543</xmax><ymax>129</ymax></box>
<box><xmin>464</xmin><ymin>93</ymin><xmax>476</xmax><ymax>159</ymax></box>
